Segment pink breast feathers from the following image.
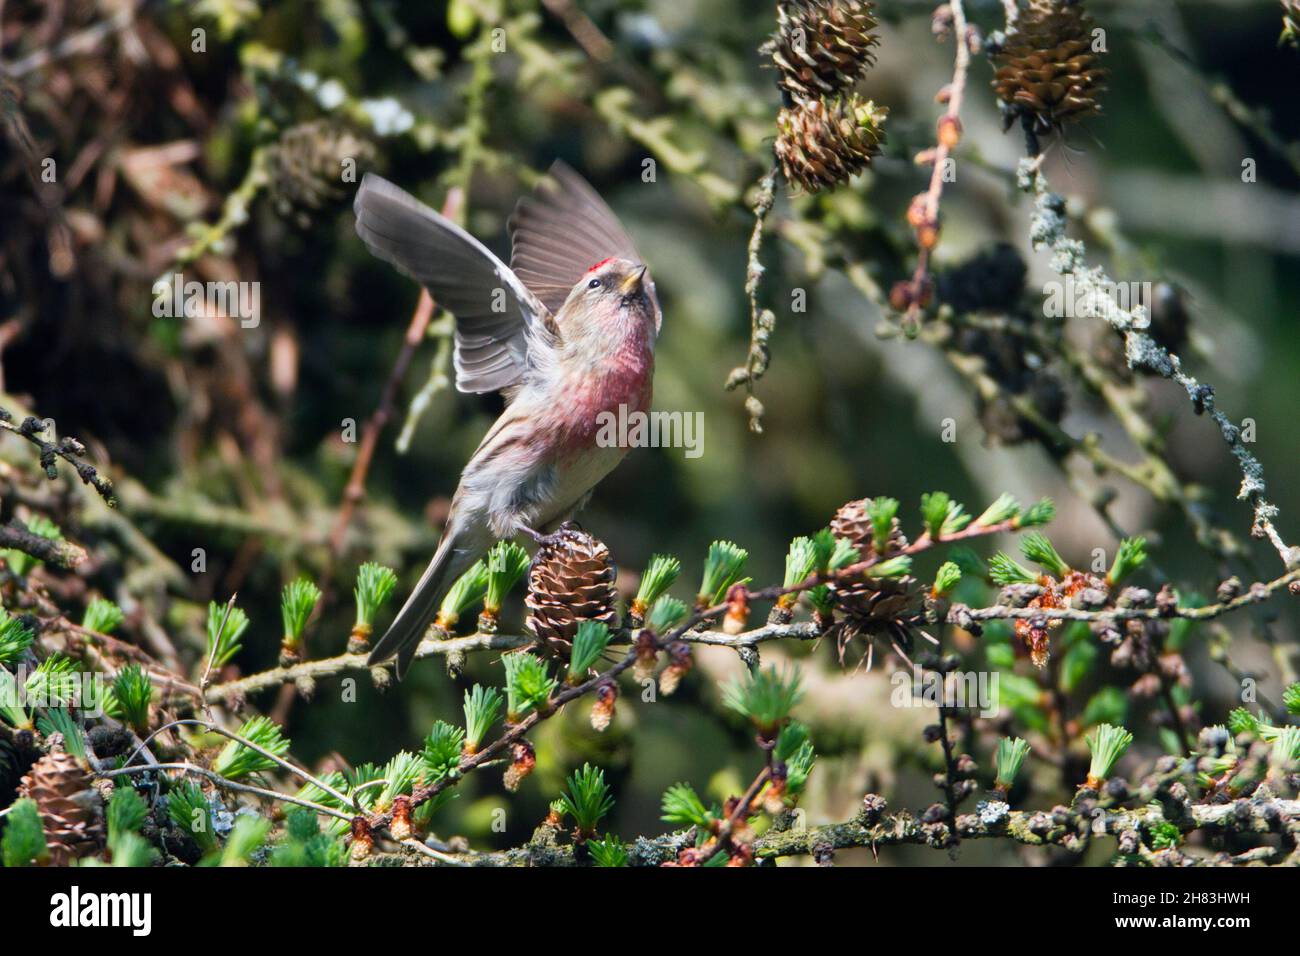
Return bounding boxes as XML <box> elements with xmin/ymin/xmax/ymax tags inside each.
<box><xmin>549</xmin><ymin>345</ymin><xmax>654</xmax><ymax>458</ymax></box>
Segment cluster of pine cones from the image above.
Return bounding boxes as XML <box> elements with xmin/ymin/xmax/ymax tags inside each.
<box><xmin>765</xmin><ymin>0</ymin><xmax>887</xmax><ymax>193</ymax></box>
<box><xmin>992</xmin><ymin>0</ymin><xmax>1106</xmax><ymax>134</ymax></box>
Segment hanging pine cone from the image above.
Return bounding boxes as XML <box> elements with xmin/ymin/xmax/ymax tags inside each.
<box><xmin>992</xmin><ymin>0</ymin><xmax>1106</xmax><ymax>133</ymax></box>
<box><xmin>764</xmin><ymin>0</ymin><xmax>881</xmax><ymax>102</ymax></box>
<box><xmin>827</xmin><ymin>499</ymin><xmax>922</xmax><ymax>668</ymax></box>
<box><xmin>525</xmin><ymin>529</ymin><xmax>619</xmax><ymax>657</ymax></box>
<box><xmin>268</xmin><ymin>120</ymin><xmax>376</xmax><ymax>225</ymax></box>
<box><xmin>18</xmin><ymin>748</ymin><xmax>104</xmax><ymax>865</ymax></box>
<box><xmin>775</xmin><ymin>95</ymin><xmax>887</xmax><ymax>194</ymax></box>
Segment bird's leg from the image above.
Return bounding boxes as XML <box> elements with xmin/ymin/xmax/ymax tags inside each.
<box><xmin>518</xmin><ymin>523</ymin><xmax>546</xmax><ymax>545</ymax></box>
<box><xmin>517</xmin><ymin>522</ymin><xmax>584</xmax><ymax>551</ymax></box>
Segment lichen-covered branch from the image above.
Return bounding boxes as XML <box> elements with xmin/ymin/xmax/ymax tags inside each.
<box><xmin>1019</xmin><ymin>159</ymin><xmax>1295</xmax><ymax>571</ymax></box>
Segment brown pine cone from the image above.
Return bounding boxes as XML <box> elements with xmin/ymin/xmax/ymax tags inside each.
<box><xmin>827</xmin><ymin>499</ymin><xmax>921</xmax><ymax>667</ymax></box>
<box><xmin>268</xmin><ymin>120</ymin><xmax>376</xmax><ymax>224</ymax></box>
<box><xmin>764</xmin><ymin>0</ymin><xmax>880</xmax><ymax>102</ymax></box>
<box><xmin>775</xmin><ymin>96</ymin><xmax>887</xmax><ymax>194</ymax></box>
<box><xmin>525</xmin><ymin>529</ymin><xmax>619</xmax><ymax>657</ymax></box>
<box><xmin>993</xmin><ymin>0</ymin><xmax>1107</xmax><ymax>133</ymax></box>
<box><xmin>18</xmin><ymin>748</ymin><xmax>104</xmax><ymax>865</ymax></box>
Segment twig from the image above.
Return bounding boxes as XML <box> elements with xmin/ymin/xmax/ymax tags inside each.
<box><xmin>898</xmin><ymin>0</ymin><xmax>972</xmax><ymax>331</ymax></box>
<box><xmin>102</xmin><ymin>762</ymin><xmax>353</xmax><ymax>822</ymax></box>
<box><xmin>1141</xmin><ymin>26</ymin><xmax>1300</xmax><ymax>178</ymax></box>
<box><xmin>955</xmin><ymin>568</ymin><xmax>1300</xmax><ymax>625</ymax></box>
<box><xmin>696</xmin><ymin>762</ymin><xmax>771</xmax><ymax>865</ymax></box>
<box><xmin>325</xmin><ymin>287</ymin><xmax>438</xmax><ymax>563</ymax></box>
<box><xmin>169</xmin><ymin>146</ymin><xmax>270</xmax><ymax>274</ymax></box>
<box><xmin>207</xmin><ymin>631</ymin><xmax>531</xmax><ymax>699</ymax></box>
<box><xmin>934</xmin><ymin>694</ymin><xmax>963</xmax><ymax>847</ymax></box>
<box><xmin>540</xmin><ymin>0</ymin><xmax>614</xmax><ymax>62</ymax></box>
<box><xmin>199</xmin><ymin>594</ymin><xmax>237</xmax><ymax>706</ymax></box>
<box><xmin>318</xmin><ymin>198</ymin><xmax>458</xmax><ymax>550</ymax></box>
<box><xmin>395</xmin><ymin>323</ymin><xmax>453</xmax><ymax>452</ymax></box>
<box><xmin>204</xmin><ymin>564</ymin><xmax>1300</xmax><ymax>703</ymax></box>
<box><xmin>1019</xmin><ymin>158</ymin><xmax>1296</xmax><ymax>570</ymax></box>
<box><xmin>118</xmin><ymin>717</ymin><xmax>355</xmax><ymax>810</ymax></box>
<box><xmin>724</xmin><ymin>160</ymin><xmax>779</xmax><ymax>433</ymax></box>
<box><xmin>754</xmin><ymin>796</ymin><xmax>1300</xmax><ymax>861</ymax></box>
<box><xmin>384</xmin><ymin>794</ymin><xmax>1300</xmax><ymax>866</ymax></box>
<box><xmin>0</xmin><ymin>518</ymin><xmax>88</xmax><ymax>569</ymax></box>
<box><xmin>401</xmin><ymin>838</ymin><xmax>470</xmax><ymax>866</ymax></box>
<box><xmin>0</xmin><ymin>410</ymin><xmax>116</xmax><ymax>505</ymax></box>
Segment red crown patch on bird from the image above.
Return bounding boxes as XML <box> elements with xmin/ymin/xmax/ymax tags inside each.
<box><xmin>586</xmin><ymin>257</ymin><xmax>614</xmax><ymax>273</ymax></box>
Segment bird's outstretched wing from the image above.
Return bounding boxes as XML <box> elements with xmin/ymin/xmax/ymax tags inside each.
<box><xmin>509</xmin><ymin>161</ymin><xmax>662</xmax><ymax>331</ymax></box>
<box><xmin>354</xmin><ymin>174</ymin><xmax>552</xmax><ymax>394</ymax></box>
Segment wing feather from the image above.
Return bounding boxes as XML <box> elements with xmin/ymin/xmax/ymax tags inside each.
<box><xmin>354</xmin><ymin>174</ymin><xmax>553</xmax><ymax>394</ymax></box>
<box><xmin>509</xmin><ymin>162</ymin><xmax>662</xmax><ymax>329</ymax></box>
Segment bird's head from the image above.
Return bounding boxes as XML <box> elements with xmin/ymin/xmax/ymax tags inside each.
<box><xmin>556</xmin><ymin>257</ymin><xmax>656</xmax><ymax>339</ymax></box>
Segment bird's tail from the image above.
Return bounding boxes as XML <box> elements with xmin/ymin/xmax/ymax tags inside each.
<box><xmin>367</xmin><ymin>530</ymin><xmax>483</xmax><ymax>679</ymax></box>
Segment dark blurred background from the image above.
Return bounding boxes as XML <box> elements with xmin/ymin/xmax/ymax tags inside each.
<box><xmin>1</xmin><ymin>0</ymin><xmax>1296</xmax><ymax>863</ymax></box>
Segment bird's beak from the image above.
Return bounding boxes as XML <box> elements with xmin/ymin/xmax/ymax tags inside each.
<box><xmin>620</xmin><ymin>264</ymin><xmax>648</xmax><ymax>295</ymax></box>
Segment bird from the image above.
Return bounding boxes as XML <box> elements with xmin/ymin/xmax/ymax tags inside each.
<box><xmin>353</xmin><ymin>162</ymin><xmax>661</xmax><ymax>678</ymax></box>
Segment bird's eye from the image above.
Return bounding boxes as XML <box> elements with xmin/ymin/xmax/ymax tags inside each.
<box><xmin>587</xmin><ymin>278</ymin><xmax>602</xmax><ymax>290</ymax></box>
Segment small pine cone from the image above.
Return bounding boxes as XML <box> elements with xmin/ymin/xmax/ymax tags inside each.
<box><xmin>18</xmin><ymin>749</ymin><xmax>104</xmax><ymax>865</ymax></box>
<box><xmin>827</xmin><ymin>499</ymin><xmax>919</xmax><ymax>663</ymax></box>
<box><xmin>830</xmin><ymin>497</ymin><xmax>906</xmax><ymax>556</ymax></box>
<box><xmin>993</xmin><ymin>0</ymin><xmax>1107</xmax><ymax>132</ymax></box>
<box><xmin>268</xmin><ymin>120</ymin><xmax>377</xmax><ymax>223</ymax></box>
<box><xmin>831</xmin><ymin>575</ymin><xmax>919</xmax><ymax>650</ymax></box>
<box><xmin>775</xmin><ymin>96</ymin><xmax>887</xmax><ymax>194</ymax></box>
<box><xmin>525</xmin><ymin>529</ymin><xmax>619</xmax><ymax>657</ymax></box>
<box><xmin>764</xmin><ymin>0</ymin><xmax>881</xmax><ymax>102</ymax></box>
